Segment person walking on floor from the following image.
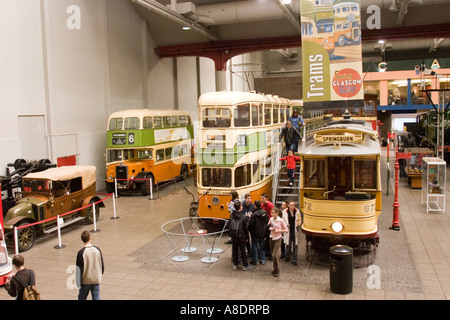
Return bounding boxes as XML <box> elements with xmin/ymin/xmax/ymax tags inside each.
<box><xmin>5</xmin><ymin>255</ymin><xmax>37</xmax><ymax>300</ymax></box>
<box><xmin>229</xmin><ymin>200</ymin><xmax>253</xmax><ymax>271</ymax></box>
<box><xmin>282</xmin><ymin>201</ymin><xmax>302</xmax><ymax>266</ymax></box>
<box><xmin>249</xmin><ymin>200</ymin><xmax>269</xmax><ymax>265</ymax></box>
<box><xmin>76</xmin><ymin>230</ymin><xmax>105</xmax><ymax>300</ymax></box>
<box><xmin>279</xmin><ymin>149</ymin><xmax>301</xmax><ymax>186</ymax></box>
<box><xmin>268</xmin><ymin>208</ymin><xmax>288</xmax><ymax>277</ymax></box>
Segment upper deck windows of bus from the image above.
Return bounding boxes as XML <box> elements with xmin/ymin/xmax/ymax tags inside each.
<box><xmin>202</xmin><ymin>108</ymin><xmax>231</xmax><ymax>128</ymax></box>
<box><xmin>234</xmin><ymin>104</ymin><xmax>250</xmax><ymax>127</ymax></box>
<box><xmin>125</xmin><ymin>117</ymin><xmax>140</xmax><ymax>130</ymax></box>
<box><xmin>109</xmin><ymin>118</ymin><xmax>123</xmax><ymax>130</ymax></box>
<box><xmin>163</xmin><ymin>116</ymin><xmax>171</xmax><ymax>128</ymax></box>
<box><xmin>302</xmin><ymin>23</ymin><xmax>313</xmax><ymax>36</ymax></box>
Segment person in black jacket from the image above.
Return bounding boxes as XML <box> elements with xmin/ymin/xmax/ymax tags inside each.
<box><xmin>280</xmin><ymin>120</ymin><xmax>302</xmax><ymax>153</ymax></box>
<box><xmin>5</xmin><ymin>255</ymin><xmax>36</xmax><ymax>300</ymax></box>
<box><xmin>229</xmin><ymin>200</ymin><xmax>252</xmax><ymax>271</ymax></box>
<box><xmin>249</xmin><ymin>200</ymin><xmax>269</xmax><ymax>265</ymax></box>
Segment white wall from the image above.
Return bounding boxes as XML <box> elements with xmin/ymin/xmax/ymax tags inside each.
<box><xmin>0</xmin><ymin>0</ymin><xmax>179</xmax><ymax>191</ymax></box>
<box><xmin>0</xmin><ymin>0</ymin><xmax>264</xmax><ymax>194</ymax></box>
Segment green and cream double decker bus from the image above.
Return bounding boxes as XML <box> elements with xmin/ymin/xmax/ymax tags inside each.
<box><xmin>106</xmin><ymin>109</ymin><xmax>194</xmax><ymax>195</ymax></box>
<box><xmin>195</xmin><ymin>91</ymin><xmax>291</xmax><ymax>220</ymax></box>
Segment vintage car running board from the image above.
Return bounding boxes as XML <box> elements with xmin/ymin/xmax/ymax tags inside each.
<box><xmin>43</xmin><ymin>216</ymin><xmax>85</xmax><ymax>234</ymax></box>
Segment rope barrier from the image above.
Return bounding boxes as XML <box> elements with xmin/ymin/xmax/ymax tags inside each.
<box><xmin>13</xmin><ymin>193</ymin><xmax>115</xmax><ymax>254</ymax></box>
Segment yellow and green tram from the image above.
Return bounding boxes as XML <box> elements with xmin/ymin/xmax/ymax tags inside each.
<box><xmin>106</xmin><ymin>109</ymin><xmax>194</xmax><ymax>195</ymax></box>
<box><xmin>298</xmin><ymin>114</ymin><xmax>382</xmax><ymax>266</ymax></box>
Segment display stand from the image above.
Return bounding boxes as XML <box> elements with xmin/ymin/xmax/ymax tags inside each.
<box><xmin>422</xmin><ymin>157</ymin><xmax>446</xmax><ymax>214</ymax></box>
<box><xmin>404</xmin><ymin>148</ymin><xmax>433</xmax><ymax>188</ymax></box>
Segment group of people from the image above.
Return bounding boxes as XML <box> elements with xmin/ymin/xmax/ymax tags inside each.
<box><xmin>4</xmin><ymin>230</ymin><xmax>104</xmax><ymax>300</ymax></box>
<box><xmin>227</xmin><ymin>191</ymin><xmax>302</xmax><ymax>278</ymax></box>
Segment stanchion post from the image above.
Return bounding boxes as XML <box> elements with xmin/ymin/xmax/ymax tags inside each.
<box><xmin>114</xmin><ymin>178</ymin><xmax>118</xmax><ymax>198</ymax></box>
<box><xmin>14</xmin><ymin>227</ymin><xmax>18</xmax><ymax>255</ymax></box>
<box><xmin>91</xmin><ymin>202</ymin><xmax>100</xmax><ymax>233</ymax></box>
<box><xmin>54</xmin><ymin>215</ymin><xmax>66</xmax><ymax>249</ymax></box>
<box><xmin>150</xmin><ymin>177</ymin><xmax>153</xmax><ymax>200</ymax></box>
<box><xmin>111</xmin><ymin>193</ymin><xmax>119</xmax><ymax>219</ymax></box>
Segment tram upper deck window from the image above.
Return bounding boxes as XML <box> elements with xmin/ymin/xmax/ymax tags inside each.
<box><xmin>163</xmin><ymin>116</ymin><xmax>171</xmax><ymax>128</ymax></box>
<box><xmin>304</xmin><ymin>159</ymin><xmax>325</xmax><ymax>188</ymax></box>
<box><xmin>143</xmin><ymin>116</ymin><xmax>153</xmax><ymax>129</ymax></box>
<box><xmin>234</xmin><ymin>104</ymin><xmax>250</xmax><ymax>127</ymax></box>
<box><xmin>125</xmin><ymin>117</ymin><xmax>140</xmax><ymax>130</ymax></box>
<box><xmin>154</xmin><ymin>116</ymin><xmax>163</xmax><ymax>128</ymax></box>
<box><xmin>264</xmin><ymin>106</ymin><xmax>272</xmax><ymax>125</ymax></box>
<box><xmin>201</xmin><ymin>168</ymin><xmax>231</xmax><ymax>188</ymax></box>
<box><xmin>280</xmin><ymin>107</ymin><xmax>286</xmax><ymax>124</ymax></box>
<box><xmin>251</xmin><ymin>104</ymin><xmax>263</xmax><ymax>126</ymax></box>
<box><xmin>179</xmin><ymin>115</ymin><xmax>187</xmax><ymax>126</ymax></box>
<box><xmin>109</xmin><ymin>118</ymin><xmax>123</xmax><ymax>130</ymax></box>
<box><xmin>202</xmin><ymin>108</ymin><xmax>231</xmax><ymax>128</ymax></box>
<box><xmin>273</xmin><ymin>105</ymin><xmax>279</xmax><ymax>124</ymax></box>
<box><xmin>354</xmin><ymin>159</ymin><xmax>377</xmax><ymax>189</ymax></box>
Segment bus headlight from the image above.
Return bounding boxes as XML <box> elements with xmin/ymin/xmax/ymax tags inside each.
<box><xmin>331</xmin><ymin>221</ymin><xmax>343</xmax><ymax>233</ymax></box>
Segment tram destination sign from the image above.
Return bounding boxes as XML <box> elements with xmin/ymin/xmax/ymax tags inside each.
<box><xmin>315</xmin><ymin>134</ymin><xmax>362</xmax><ymax>143</ymax></box>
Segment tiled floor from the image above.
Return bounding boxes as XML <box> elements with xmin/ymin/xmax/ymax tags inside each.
<box><xmin>1</xmin><ymin>147</ymin><xmax>449</xmax><ymax>301</ymax></box>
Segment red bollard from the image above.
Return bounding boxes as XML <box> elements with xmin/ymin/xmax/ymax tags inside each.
<box><xmin>391</xmin><ymin>146</ymin><xmax>400</xmax><ymax>231</ymax></box>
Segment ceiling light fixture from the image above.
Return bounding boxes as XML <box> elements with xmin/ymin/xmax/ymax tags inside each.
<box><xmin>281</xmin><ymin>0</ymin><xmax>292</xmax><ymax>4</ymax></box>
<box><xmin>389</xmin><ymin>0</ymin><xmax>398</xmax><ymax>12</ymax></box>
<box><xmin>182</xmin><ymin>26</ymin><xmax>191</xmax><ymax>30</ymax></box>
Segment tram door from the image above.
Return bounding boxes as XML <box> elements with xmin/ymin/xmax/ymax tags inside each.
<box><xmin>327</xmin><ymin>157</ymin><xmax>352</xmax><ymax>198</ymax></box>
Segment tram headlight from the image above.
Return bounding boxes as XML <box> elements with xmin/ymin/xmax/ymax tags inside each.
<box><xmin>212</xmin><ymin>196</ymin><xmax>220</xmax><ymax>205</ymax></box>
<box><xmin>331</xmin><ymin>221</ymin><xmax>343</xmax><ymax>233</ymax></box>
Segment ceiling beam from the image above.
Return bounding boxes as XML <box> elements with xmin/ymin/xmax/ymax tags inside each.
<box><xmin>274</xmin><ymin>0</ymin><xmax>302</xmax><ymax>33</ymax></box>
<box><xmin>130</xmin><ymin>0</ymin><xmax>221</xmax><ymax>41</ymax></box>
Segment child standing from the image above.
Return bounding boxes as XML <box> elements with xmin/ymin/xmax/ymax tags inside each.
<box><xmin>268</xmin><ymin>208</ymin><xmax>288</xmax><ymax>277</ymax></box>
<box><xmin>279</xmin><ymin>150</ymin><xmax>301</xmax><ymax>186</ymax></box>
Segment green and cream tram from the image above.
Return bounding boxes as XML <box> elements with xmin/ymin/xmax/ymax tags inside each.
<box><xmin>196</xmin><ymin>91</ymin><xmax>291</xmax><ymax>220</ymax></box>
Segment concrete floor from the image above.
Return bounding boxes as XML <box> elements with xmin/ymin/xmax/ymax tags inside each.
<box><xmin>1</xmin><ymin>147</ymin><xmax>449</xmax><ymax>301</ymax></box>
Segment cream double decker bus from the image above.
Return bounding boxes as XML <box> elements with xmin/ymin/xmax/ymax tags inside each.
<box><xmin>106</xmin><ymin>109</ymin><xmax>194</xmax><ymax>195</ymax></box>
<box><xmin>196</xmin><ymin>91</ymin><xmax>291</xmax><ymax>220</ymax></box>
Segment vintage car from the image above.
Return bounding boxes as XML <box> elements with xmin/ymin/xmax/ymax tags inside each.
<box><xmin>3</xmin><ymin>166</ymin><xmax>104</xmax><ymax>251</ymax></box>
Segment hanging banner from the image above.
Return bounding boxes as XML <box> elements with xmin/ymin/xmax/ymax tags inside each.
<box><xmin>300</xmin><ymin>0</ymin><xmax>364</xmax><ymax>110</ymax></box>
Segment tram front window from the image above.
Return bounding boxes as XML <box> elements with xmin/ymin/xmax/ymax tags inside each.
<box><xmin>201</xmin><ymin>168</ymin><xmax>231</xmax><ymax>188</ymax></box>
<box><xmin>304</xmin><ymin>159</ymin><xmax>325</xmax><ymax>188</ymax></box>
<box><xmin>354</xmin><ymin>159</ymin><xmax>377</xmax><ymax>189</ymax></box>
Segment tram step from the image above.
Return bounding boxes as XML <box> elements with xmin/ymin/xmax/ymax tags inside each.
<box><xmin>277</xmin><ymin>186</ymin><xmax>299</xmax><ymax>189</ymax></box>
<box><xmin>276</xmin><ymin>193</ymin><xmax>299</xmax><ymax>197</ymax></box>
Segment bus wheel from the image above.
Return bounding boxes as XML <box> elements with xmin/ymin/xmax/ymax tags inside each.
<box><xmin>17</xmin><ymin>222</ymin><xmax>36</xmax><ymax>252</ymax></box>
<box><xmin>140</xmin><ymin>174</ymin><xmax>153</xmax><ymax>196</ymax></box>
<box><xmin>180</xmin><ymin>164</ymin><xmax>189</xmax><ymax>180</ymax></box>
<box><xmin>337</xmin><ymin>35</ymin><xmax>346</xmax><ymax>47</ymax></box>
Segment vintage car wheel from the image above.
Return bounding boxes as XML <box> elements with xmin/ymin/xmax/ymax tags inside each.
<box><xmin>85</xmin><ymin>202</ymin><xmax>100</xmax><ymax>224</ymax></box>
<box><xmin>17</xmin><ymin>222</ymin><xmax>36</xmax><ymax>252</ymax></box>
